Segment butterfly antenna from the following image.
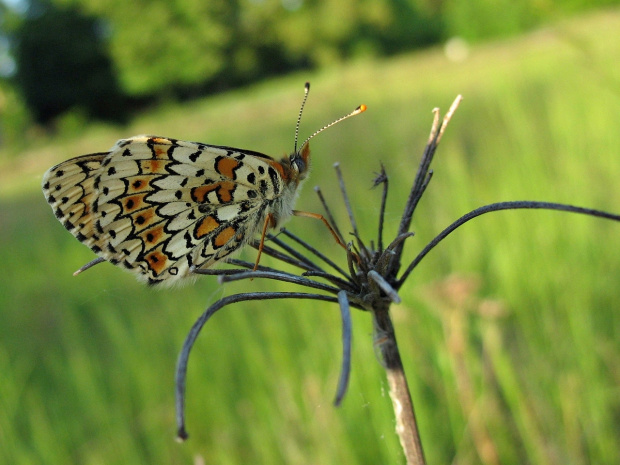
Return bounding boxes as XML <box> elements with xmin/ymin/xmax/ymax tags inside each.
<box><xmin>299</xmin><ymin>103</ymin><xmax>367</xmax><ymax>151</ymax></box>
<box><xmin>294</xmin><ymin>82</ymin><xmax>311</xmax><ymax>153</ymax></box>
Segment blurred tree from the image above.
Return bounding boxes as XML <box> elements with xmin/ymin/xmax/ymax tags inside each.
<box><xmin>56</xmin><ymin>0</ymin><xmax>239</xmax><ymax>97</ymax></box>
<box><xmin>57</xmin><ymin>0</ymin><xmax>441</xmax><ymax>97</ymax></box>
<box><xmin>13</xmin><ymin>1</ymin><xmax>126</xmax><ymax>124</ymax></box>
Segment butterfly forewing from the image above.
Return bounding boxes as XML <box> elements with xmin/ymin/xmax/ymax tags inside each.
<box><xmin>42</xmin><ymin>135</ymin><xmax>289</xmax><ymax>285</ymax></box>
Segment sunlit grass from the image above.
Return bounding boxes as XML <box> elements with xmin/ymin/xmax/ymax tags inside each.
<box><xmin>1</xmin><ymin>8</ymin><xmax>619</xmax><ymax>465</ymax></box>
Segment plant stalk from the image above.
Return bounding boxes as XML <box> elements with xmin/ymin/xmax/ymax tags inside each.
<box><xmin>373</xmin><ymin>306</ymin><xmax>426</xmax><ymax>465</ymax></box>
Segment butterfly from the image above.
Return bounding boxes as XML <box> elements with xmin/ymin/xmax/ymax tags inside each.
<box><xmin>42</xmin><ymin>83</ymin><xmax>366</xmax><ymax>286</ymax></box>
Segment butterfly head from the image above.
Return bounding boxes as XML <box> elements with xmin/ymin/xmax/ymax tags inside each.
<box><xmin>290</xmin><ymin>142</ymin><xmax>311</xmax><ymax>181</ymax></box>
<box><xmin>278</xmin><ymin>142</ymin><xmax>311</xmax><ymax>185</ymax></box>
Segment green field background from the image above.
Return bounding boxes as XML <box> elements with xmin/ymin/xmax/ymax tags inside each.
<box><xmin>1</xmin><ymin>9</ymin><xmax>619</xmax><ymax>465</ymax></box>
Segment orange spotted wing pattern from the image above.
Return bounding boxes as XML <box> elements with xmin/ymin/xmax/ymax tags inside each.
<box><xmin>42</xmin><ymin>135</ymin><xmax>310</xmax><ymax>285</ymax></box>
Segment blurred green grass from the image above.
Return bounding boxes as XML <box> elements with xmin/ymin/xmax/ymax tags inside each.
<box><xmin>1</xmin><ymin>8</ymin><xmax>620</xmax><ymax>465</ymax></box>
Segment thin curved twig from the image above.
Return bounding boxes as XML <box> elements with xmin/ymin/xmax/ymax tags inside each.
<box><xmin>334</xmin><ymin>291</ymin><xmax>352</xmax><ymax>406</ymax></box>
<box><xmin>175</xmin><ymin>291</ymin><xmax>340</xmax><ymax>441</ymax></box>
<box><xmin>396</xmin><ymin>200</ymin><xmax>620</xmax><ymax>288</ymax></box>
<box><xmin>214</xmin><ymin>269</ymin><xmax>345</xmax><ymax>295</ymax></box>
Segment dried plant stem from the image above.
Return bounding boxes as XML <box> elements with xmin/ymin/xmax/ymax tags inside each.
<box><xmin>373</xmin><ymin>306</ymin><xmax>426</xmax><ymax>465</ymax></box>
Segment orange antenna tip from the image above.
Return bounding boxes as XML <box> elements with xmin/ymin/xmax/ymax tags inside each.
<box><xmin>298</xmin><ymin>102</ymin><xmax>367</xmax><ymax>150</ymax></box>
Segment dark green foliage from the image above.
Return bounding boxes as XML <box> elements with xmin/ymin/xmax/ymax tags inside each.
<box><xmin>5</xmin><ymin>0</ymin><xmax>620</xmax><ymax>127</ymax></box>
<box><xmin>54</xmin><ymin>0</ymin><xmax>443</xmax><ymax>97</ymax></box>
<box><xmin>13</xmin><ymin>2</ymin><xmax>126</xmax><ymax>124</ymax></box>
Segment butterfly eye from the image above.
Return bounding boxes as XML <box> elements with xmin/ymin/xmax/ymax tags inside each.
<box><xmin>292</xmin><ymin>155</ymin><xmax>306</xmax><ymax>174</ymax></box>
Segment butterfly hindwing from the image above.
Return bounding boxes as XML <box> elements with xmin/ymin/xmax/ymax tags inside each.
<box><xmin>42</xmin><ymin>135</ymin><xmax>286</xmax><ymax>285</ymax></box>
<box><xmin>42</xmin><ymin>153</ymin><xmax>108</xmax><ymax>244</ymax></box>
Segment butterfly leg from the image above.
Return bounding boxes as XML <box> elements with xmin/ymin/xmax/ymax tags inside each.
<box><xmin>253</xmin><ymin>210</ymin><xmax>349</xmax><ymax>271</ymax></box>
<box><xmin>292</xmin><ymin>210</ymin><xmax>347</xmax><ymax>250</ymax></box>
<box><xmin>253</xmin><ymin>213</ymin><xmax>277</xmax><ymax>271</ymax></box>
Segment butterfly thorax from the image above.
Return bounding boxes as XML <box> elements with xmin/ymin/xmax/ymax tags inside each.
<box><xmin>265</xmin><ymin>143</ymin><xmax>311</xmax><ymax>229</ymax></box>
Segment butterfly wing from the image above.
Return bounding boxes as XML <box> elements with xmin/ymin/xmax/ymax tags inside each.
<box><xmin>42</xmin><ymin>152</ymin><xmax>108</xmax><ymax>243</ymax></box>
<box><xmin>42</xmin><ymin>135</ymin><xmax>288</xmax><ymax>285</ymax></box>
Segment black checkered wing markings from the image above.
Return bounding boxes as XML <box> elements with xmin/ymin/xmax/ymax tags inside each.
<box><xmin>103</xmin><ymin>137</ymin><xmax>279</xmax><ymax>202</ymax></box>
<box><xmin>104</xmin><ymin>138</ymin><xmax>276</xmax><ymax>276</ymax></box>
<box><xmin>146</xmin><ymin>167</ymin><xmax>274</xmax><ymax>275</ymax></box>
<box><xmin>168</xmin><ymin>140</ymin><xmax>284</xmax><ymax>197</ymax></box>
<box><xmin>86</xmin><ymin>138</ymin><xmax>181</xmax><ymax>267</ymax></box>
<box><xmin>43</xmin><ymin>135</ymin><xmax>286</xmax><ymax>283</ymax></box>
<box><xmin>120</xmin><ymin>142</ymin><xmax>281</xmax><ymax>256</ymax></box>
<box><xmin>143</xmin><ymin>168</ymin><xmax>275</xmax><ymax>272</ymax></box>
<box><xmin>42</xmin><ymin>152</ymin><xmax>108</xmax><ymax>240</ymax></box>
<box><xmin>105</xmin><ymin>135</ymin><xmax>177</xmax><ymax>162</ymax></box>
<box><xmin>190</xmin><ymin>210</ymin><xmax>259</xmax><ymax>271</ymax></box>
<box><xmin>110</xmin><ymin>200</ymin><xmax>261</xmax><ymax>280</ymax></box>
<box><xmin>150</xmin><ymin>193</ymin><xmax>263</xmax><ymax>270</ymax></box>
